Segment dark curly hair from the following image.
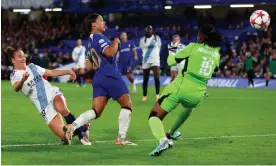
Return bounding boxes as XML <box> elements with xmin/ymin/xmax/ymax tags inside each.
<box><xmin>199</xmin><ymin>24</ymin><xmax>222</xmax><ymax>47</ymax></box>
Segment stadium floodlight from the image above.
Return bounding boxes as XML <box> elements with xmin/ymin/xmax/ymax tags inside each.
<box><xmin>53</xmin><ymin>8</ymin><xmax>62</xmax><ymax>11</ymax></box>
<box><xmin>45</xmin><ymin>8</ymin><xmax>53</xmax><ymax>11</ymax></box>
<box><xmin>164</xmin><ymin>6</ymin><xmax>172</xmax><ymax>10</ymax></box>
<box><xmin>45</xmin><ymin>8</ymin><xmax>62</xmax><ymax>12</ymax></box>
<box><xmin>230</xmin><ymin>4</ymin><xmax>254</xmax><ymax>8</ymax></box>
<box><xmin>13</xmin><ymin>9</ymin><xmax>31</xmax><ymax>13</ymax></box>
<box><xmin>194</xmin><ymin>5</ymin><xmax>212</xmax><ymax>9</ymax></box>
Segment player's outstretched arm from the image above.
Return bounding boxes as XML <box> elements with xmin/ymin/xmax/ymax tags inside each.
<box><xmin>104</xmin><ymin>37</ymin><xmax>120</xmax><ymax>57</ymax></box>
<box><xmin>44</xmin><ymin>69</ymin><xmax>76</xmax><ymax>82</ymax></box>
<box><xmin>167</xmin><ymin>55</ymin><xmax>177</xmax><ymax>67</ymax></box>
<box><xmin>13</xmin><ymin>72</ymin><xmax>29</xmax><ymax>92</ymax></box>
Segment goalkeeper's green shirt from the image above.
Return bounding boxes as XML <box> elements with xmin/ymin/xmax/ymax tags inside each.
<box><xmin>167</xmin><ymin>43</ymin><xmax>220</xmax><ymax>81</ymax></box>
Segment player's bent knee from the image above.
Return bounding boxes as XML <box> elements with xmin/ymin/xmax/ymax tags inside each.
<box><xmin>121</xmin><ymin>100</ymin><xmax>132</xmax><ymax>110</ymax></box>
<box><xmin>149</xmin><ymin>103</ymin><xmax>168</xmax><ymax>120</ymax></box>
<box><xmin>92</xmin><ymin>108</ymin><xmax>100</xmax><ymax>119</ymax></box>
<box><xmin>148</xmin><ymin>110</ymin><xmax>166</xmax><ymax>120</ymax></box>
<box><xmin>57</xmin><ymin>108</ymin><xmax>70</xmax><ymax>117</ymax></box>
<box><xmin>118</xmin><ymin>94</ymin><xmax>132</xmax><ymax>109</ymax></box>
<box><xmin>122</xmin><ymin>106</ymin><xmax>132</xmax><ymax>112</ymax></box>
<box><xmin>148</xmin><ymin>110</ymin><xmax>158</xmax><ymax>119</ymax></box>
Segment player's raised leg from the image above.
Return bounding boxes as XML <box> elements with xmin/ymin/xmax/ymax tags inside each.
<box><xmin>53</xmin><ymin>95</ymin><xmax>91</xmax><ymax>145</ymax></box>
<box><xmin>64</xmin><ymin>96</ymin><xmax>107</xmax><ymax>142</ymax></box>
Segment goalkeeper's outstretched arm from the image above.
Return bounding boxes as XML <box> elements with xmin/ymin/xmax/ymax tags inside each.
<box><xmin>167</xmin><ymin>43</ymin><xmax>195</xmax><ymax>66</ymax></box>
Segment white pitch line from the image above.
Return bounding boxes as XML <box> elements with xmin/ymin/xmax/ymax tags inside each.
<box><xmin>2</xmin><ymin>133</ymin><xmax>276</xmax><ymax>148</ymax></box>
<box><xmin>1</xmin><ymin>143</ymin><xmax>57</xmax><ymax>147</ymax></box>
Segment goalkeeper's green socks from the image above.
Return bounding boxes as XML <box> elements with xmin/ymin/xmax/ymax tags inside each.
<box><xmin>170</xmin><ymin>108</ymin><xmax>193</xmax><ymax>135</ymax></box>
<box><xmin>149</xmin><ymin>117</ymin><xmax>166</xmax><ymax>141</ymax></box>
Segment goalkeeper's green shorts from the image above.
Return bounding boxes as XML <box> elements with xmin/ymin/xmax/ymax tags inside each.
<box><xmin>158</xmin><ymin>74</ymin><xmax>207</xmax><ymax>112</ymax></box>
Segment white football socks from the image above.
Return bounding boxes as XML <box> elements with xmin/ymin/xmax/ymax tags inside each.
<box><xmin>118</xmin><ymin>108</ymin><xmax>132</xmax><ymax>139</ymax></box>
<box><xmin>72</xmin><ymin>109</ymin><xmax>96</xmax><ymax>131</ymax></box>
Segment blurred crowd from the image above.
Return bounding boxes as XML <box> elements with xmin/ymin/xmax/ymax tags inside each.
<box><xmin>1</xmin><ymin>12</ymin><xmax>85</xmax><ymax>50</ymax></box>
<box><xmin>216</xmin><ymin>31</ymin><xmax>276</xmax><ymax>78</ymax></box>
<box><xmin>1</xmin><ymin>12</ymin><xmax>84</xmax><ymax>79</ymax></box>
<box><xmin>1</xmin><ymin>11</ymin><xmax>276</xmax><ymax>80</ymax></box>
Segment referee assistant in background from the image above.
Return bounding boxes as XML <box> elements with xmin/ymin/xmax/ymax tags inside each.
<box><xmin>245</xmin><ymin>52</ymin><xmax>256</xmax><ymax>88</ymax></box>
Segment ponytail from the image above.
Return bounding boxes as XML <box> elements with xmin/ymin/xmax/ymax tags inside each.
<box><xmin>4</xmin><ymin>47</ymin><xmax>17</xmax><ymax>64</ymax></box>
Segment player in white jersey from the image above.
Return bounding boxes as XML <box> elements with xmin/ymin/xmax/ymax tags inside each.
<box><xmin>168</xmin><ymin>35</ymin><xmax>186</xmax><ymax>81</ymax></box>
<box><xmin>72</xmin><ymin>39</ymin><xmax>86</xmax><ymax>87</ymax></box>
<box><xmin>139</xmin><ymin>25</ymin><xmax>162</xmax><ymax>102</ymax></box>
<box><xmin>7</xmin><ymin>47</ymin><xmax>91</xmax><ymax>145</ymax></box>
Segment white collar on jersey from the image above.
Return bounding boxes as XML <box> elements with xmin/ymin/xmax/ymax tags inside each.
<box><xmin>90</xmin><ymin>34</ymin><xmax>94</xmax><ymax>41</ymax></box>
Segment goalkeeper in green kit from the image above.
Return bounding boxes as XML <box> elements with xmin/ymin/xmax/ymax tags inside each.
<box><xmin>148</xmin><ymin>24</ymin><xmax>222</xmax><ymax>156</ymax></box>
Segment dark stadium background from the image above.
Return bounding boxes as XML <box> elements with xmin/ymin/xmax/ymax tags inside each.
<box><xmin>2</xmin><ymin>0</ymin><xmax>276</xmax><ymax>84</ymax></box>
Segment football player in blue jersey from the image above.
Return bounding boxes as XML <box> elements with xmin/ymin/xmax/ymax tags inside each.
<box><xmin>64</xmin><ymin>13</ymin><xmax>136</xmax><ymax>145</ymax></box>
<box><xmin>117</xmin><ymin>32</ymin><xmax>138</xmax><ymax>93</ymax></box>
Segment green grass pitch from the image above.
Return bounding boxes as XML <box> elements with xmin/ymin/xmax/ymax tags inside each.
<box><xmin>1</xmin><ymin>80</ymin><xmax>276</xmax><ymax>164</ymax></box>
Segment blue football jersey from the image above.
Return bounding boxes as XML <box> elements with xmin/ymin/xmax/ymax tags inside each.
<box><xmin>118</xmin><ymin>41</ymin><xmax>135</xmax><ymax>65</ymax></box>
<box><xmin>86</xmin><ymin>34</ymin><xmax>120</xmax><ymax>77</ymax></box>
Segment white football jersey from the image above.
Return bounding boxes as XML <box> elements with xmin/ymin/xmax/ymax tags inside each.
<box><xmin>168</xmin><ymin>42</ymin><xmax>185</xmax><ymax>55</ymax></box>
<box><xmin>168</xmin><ymin>42</ymin><xmax>186</xmax><ymax>70</ymax></box>
<box><xmin>139</xmin><ymin>35</ymin><xmax>162</xmax><ymax>63</ymax></box>
<box><xmin>10</xmin><ymin>63</ymin><xmax>59</xmax><ymax>113</ymax></box>
<box><xmin>72</xmin><ymin>46</ymin><xmax>86</xmax><ymax>63</ymax></box>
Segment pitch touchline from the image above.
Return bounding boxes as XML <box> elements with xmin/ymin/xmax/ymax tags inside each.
<box><xmin>2</xmin><ymin>133</ymin><xmax>276</xmax><ymax>148</ymax></box>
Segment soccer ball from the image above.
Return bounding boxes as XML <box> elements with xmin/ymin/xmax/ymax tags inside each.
<box><xmin>250</xmin><ymin>10</ymin><xmax>270</xmax><ymax>30</ymax></box>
